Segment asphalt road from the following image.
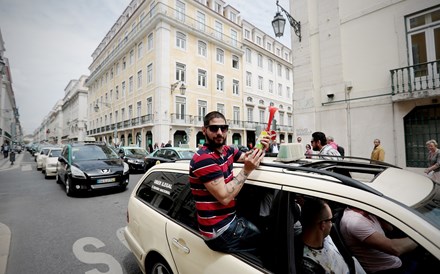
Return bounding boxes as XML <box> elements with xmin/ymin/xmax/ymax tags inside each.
<box><xmin>0</xmin><ymin>151</ymin><xmax>144</xmax><ymax>274</ymax></box>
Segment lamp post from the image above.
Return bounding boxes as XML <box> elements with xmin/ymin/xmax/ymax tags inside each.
<box><xmin>272</xmin><ymin>0</ymin><xmax>301</xmax><ymax>42</ymax></box>
<box><xmin>94</xmin><ymin>101</ymin><xmax>117</xmax><ymax>146</ymax></box>
<box><xmin>170</xmin><ymin>81</ymin><xmax>186</xmax><ymax>95</ymax></box>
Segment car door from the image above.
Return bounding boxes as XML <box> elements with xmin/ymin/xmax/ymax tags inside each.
<box><xmin>57</xmin><ymin>146</ymin><xmax>70</xmax><ymax>184</ymax></box>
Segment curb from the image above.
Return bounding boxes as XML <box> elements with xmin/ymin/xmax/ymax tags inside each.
<box><xmin>0</xmin><ymin>223</ymin><xmax>11</xmax><ymax>274</ymax></box>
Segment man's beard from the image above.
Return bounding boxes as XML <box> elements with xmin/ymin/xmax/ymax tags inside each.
<box><xmin>206</xmin><ymin>134</ymin><xmax>226</xmax><ymax>149</ymax></box>
<box><xmin>312</xmin><ymin>145</ymin><xmax>320</xmax><ymax>151</ymax></box>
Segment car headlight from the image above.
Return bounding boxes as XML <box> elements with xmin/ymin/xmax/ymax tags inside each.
<box><xmin>71</xmin><ymin>165</ymin><xmax>86</xmax><ymax>179</ymax></box>
<box><xmin>123</xmin><ymin>162</ymin><xmax>129</xmax><ymax>174</ymax></box>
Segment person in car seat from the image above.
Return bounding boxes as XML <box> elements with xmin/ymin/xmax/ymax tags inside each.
<box><xmin>189</xmin><ymin>111</ymin><xmax>270</xmax><ymax>254</ymax></box>
<box><xmin>299</xmin><ymin>198</ymin><xmax>366</xmax><ymax>274</ymax></box>
<box><xmin>340</xmin><ymin>207</ymin><xmax>418</xmax><ymax>273</ymax></box>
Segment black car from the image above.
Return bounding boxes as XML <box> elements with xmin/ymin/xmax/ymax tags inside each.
<box><xmin>143</xmin><ymin>147</ymin><xmax>196</xmax><ymax>172</ymax></box>
<box><xmin>56</xmin><ymin>142</ymin><xmax>129</xmax><ymax>196</ymax></box>
<box><xmin>118</xmin><ymin>146</ymin><xmax>149</xmax><ymax>172</ymax></box>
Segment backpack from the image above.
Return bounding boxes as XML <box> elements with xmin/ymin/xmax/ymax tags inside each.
<box><xmin>337</xmin><ymin>146</ymin><xmax>345</xmax><ymax>157</ymax></box>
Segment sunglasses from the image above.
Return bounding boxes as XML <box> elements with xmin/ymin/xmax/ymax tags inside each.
<box><xmin>206</xmin><ymin>125</ymin><xmax>229</xmax><ymax>133</ymax></box>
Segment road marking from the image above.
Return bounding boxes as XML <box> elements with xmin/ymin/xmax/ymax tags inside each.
<box><xmin>116</xmin><ymin>227</ymin><xmax>130</xmax><ymax>251</ymax></box>
<box><xmin>72</xmin><ymin>237</ymin><xmax>123</xmax><ymax>274</ymax></box>
<box><xmin>21</xmin><ymin>165</ymin><xmax>32</xmax><ymax>171</ymax></box>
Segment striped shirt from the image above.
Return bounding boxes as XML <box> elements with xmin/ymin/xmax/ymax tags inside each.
<box><xmin>189</xmin><ymin>145</ymin><xmax>242</xmax><ymax>238</ymax></box>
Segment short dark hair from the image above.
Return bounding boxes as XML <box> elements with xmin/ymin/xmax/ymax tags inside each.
<box><xmin>312</xmin><ymin>132</ymin><xmax>327</xmax><ymax>146</ymax></box>
<box><xmin>204</xmin><ymin>111</ymin><xmax>226</xmax><ymax>127</ymax></box>
<box><xmin>301</xmin><ymin>198</ymin><xmax>328</xmax><ymax>228</ymax></box>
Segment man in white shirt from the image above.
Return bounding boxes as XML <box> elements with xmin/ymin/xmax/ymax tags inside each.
<box><xmin>311</xmin><ymin>132</ymin><xmax>341</xmax><ymax>160</ymax></box>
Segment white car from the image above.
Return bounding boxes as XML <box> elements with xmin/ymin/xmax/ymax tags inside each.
<box><xmin>43</xmin><ymin>147</ymin><xmax>62</xmax><ymax>178</ymax></box>
<box><xmin>36</xmin><ymin>147</ymin><xmax>52</xmax><ymax>170</ymax></box>
<box><xmin>124</xmin><ymin>149</ymin><xmax>440</xmax><ymax>274</ymax></box>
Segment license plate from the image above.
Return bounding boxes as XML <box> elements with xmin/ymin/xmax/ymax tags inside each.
<box><xmin>97</xmin><ymin>178</ymin><xmax>116</xmax><ymax>184</ymax></box>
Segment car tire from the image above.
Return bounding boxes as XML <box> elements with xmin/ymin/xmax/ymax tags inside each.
<box><xmin>65</xmin><ymin>177</ymin><xmax>75</xmax><ymax>197</ymax></box>
<box><xmin>147</xmin><ymin>257</ymin><xmax>173</xmax><ymax>274</ymax></box>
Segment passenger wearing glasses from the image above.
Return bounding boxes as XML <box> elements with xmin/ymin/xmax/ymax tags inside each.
<box><xmin>189</xmin><ymin>111</ymin><xmax>270</xmax><ymax>254</ymax></box>
<box><xmin>299</xmin><ymin>198</ymin><xmax>366</xmax><ymax>274</ymax></box>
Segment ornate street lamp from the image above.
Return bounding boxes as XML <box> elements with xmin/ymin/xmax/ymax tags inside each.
<box><xmin>170</xmin><ymin>81</ymin><xmax>186</xmax><ymax>95</ymax></box>
<box><xmin>272</xmin><ymin>0</ymin><xmax>301</xmax><ymax>42</ymax></box>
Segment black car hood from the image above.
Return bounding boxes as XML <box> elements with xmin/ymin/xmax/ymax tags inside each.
<box><xmin>73</xmin><ymin>159</ymin><xmax>124</xmax><ymax>173</ymax></box>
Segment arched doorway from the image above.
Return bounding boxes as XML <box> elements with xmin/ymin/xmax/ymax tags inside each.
<box><xmin>120</xmin><ymin>134</ymin><xmax>125</xmax><ymax>147</ymax></box>
<box><xmin>173</xmin><ymin>130</ymin><xmax>186</xmax><ymax>147</ymax></box>
<box><xmin>128</xmin><ymin>133</ymin><xmax>133</xmax><ymax>145</ymax></box>
<box><xmin>136</xmin><ymin>132</ymin><xmax>141</xmax><ymax>147</ymax></box>
<box><xmin>288</xmin><ymin>134</ymin><xmax>293</xmax><ymax>143</ymax></box>
<box><xmin>196</xmin><ymin>131</ymin><xmax>205</xmax><ymax>146</ymax></box>
<box><xmin>146</xmin><ymin>131</ymin><xmax>153</xmax><ymax>151</ymax></box>
<box><xmin>232</xmin><ymin>133</ymin><xmax>242</xmax><ymax>145</ymax></box>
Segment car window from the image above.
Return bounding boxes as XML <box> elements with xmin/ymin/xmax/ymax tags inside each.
<box><xmin>50</xmin><ymin>150</ymin><xmax>61</xmax><ymax>157</ymax></box>
<box><xmin>136</xmin><ymin>171</ymin><xmax>192</xmax><ymax>217</ymax></box>
<box><xmin>413</xmin><ymin>182</ymin><xmax>440</xmax><ymax>230</ymax></box>
<box><xmin>179</xmin><ymin>150</ymin><xmax>195</xmax><ymax>159</ymax></box>
<box><xmin>72</xmin><ymin>145</ymin><xmax>119</xmax><ymax>161</ymax></box>
<box><xmin>156</xmin><ymin>150</ymin><xmax>166</xmax><ymax>158</ymax></box>
<box><xmin>128</xmin><ymin>148</ymin><xmax>146</xmax><ymax>155</ymax></box>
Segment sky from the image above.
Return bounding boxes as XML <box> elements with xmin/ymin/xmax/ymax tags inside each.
<box><xmin>0</xmin><ymin>0</ymin><xmax>290</xmax><ymax>135</ymax></box>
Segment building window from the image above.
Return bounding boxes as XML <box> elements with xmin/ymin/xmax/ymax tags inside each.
<box><xmin>176</xmin><ymin>63</ymin><xmax>186</xmax><ymax>82</ymax></box>
<box><xmin>279</xmin><ymin>112</ymin><xmax>284</xmax><ymax>126</ymax></box>
<box><xmin>288</xmin><ymin>114</ymin><xmax>292</xmax><ymax>126</ymax></box>
<box><xmin>267</xmin><ymin>42</ymin><xmax>272</xmax><ymax>51</ymax></box>
<box><xmin>215</xmin><ymin>21</ymin><xmax>223</xmax><ymax>40</ymax></box>
<box><xmin>232</xmin><ymin>55</ymin><xmax>239</xmax><ymax>69</ymax></box>
<box><xmin>231</xmin><ymin>29</ymin><xmax>238</xmax><ymax>47</ymax></box>
<box><xmin>287</xmin><ymin>86</ymin><xmax>291</xmax><ymax>98</ymax></box>
<box><xmin>122</xmin><ymin>57</ymin><xmax>126</xmax><ymax>70</ymax></box>
<box><xmin>258</xmin><ymin>76</ymin><xmax>263</xmax><ymax>90</ymax></box>
<box><xmin>216</xmin><ymin>48</ymin><xmax>224</xmax><ymax>63</ymax></box>
<box><xmin>259</xmin><ymin>109</ymin><xmax>265</xmax><ymax>123</ymax></box>
<box><xmin>246</xmin><ymin>72</ymin><xmax>252</xmax><ymax>87</ymax></box>
<box><xmin>137</xmin><ymin>70</ymin><xmax>142</xmax><ymax>88</ymax></box>
<box><xmin>147</xmin><ymin>33</ymin><xmax>154</xmax><ymax>50</ymax></box>
<box><xmin>128</xmin><ymin>105</ymin><xmax>133</xmax><ymax>119</ymax></box>
<box><xmin>216</xmin><ymin>74</ymin><xmax>224</xmax><ymax>91</ymax></box>
<box><xmin>246</xmin><ymin>48</ymin><xmax>252</xmax><ymax>63</ymax></box>
<box><xmin>256</xmin><ymin>36</ymin><xmax>262</xmax><ymax>45</ymax></box>
<box><xmin>137</xmin><ymin>42</ymin><xmax>143</xmax><ymax>59</ymax></box>
<box><xmin>258</xmin><ymin>54</ymin><xmax>263</xmax><ymax>67</ymax></box>
<box><xmin>268</xmin><ymin>59</ymin><xmax>273</xmax><ymax>72</ymax></box>
<box><xmin>215</xmin><ymin>2</ymin><xmax>222</xmax><ymax>13</ymax></box>
<box><xmin>233</xmin><ymin>106</ymin><xmax>240</xmax><ymax>125</ymax></box>
<box><xmin>269</xmin><ymin>80</ymin><xmax>273</xmax><ymax>93</ymax></box>
<box><xmin>229</xmin><ymin>12</ymin><xmax>237</xmax><ymax>23</ymax></box>
<box><xmin>233</xmin><ymin>80</ymin><xmax>239</xmax><ymax>95</ymax></box>
<box><xmin>197</xmin><ymin>11</ymin><xmax>205</xmax><ymax>32</ymax></box>
<box><xmin>276</xmin><ymin>48</ymin><xmax>281</xmax><ymax>56</ymax></box>
<box><xmin>278</xmin><ymin>83</ymin><xmax>282</xmax><ymax>96</ymax></box>
<box><xmin>147</xmin><ymin>63</ymin><xmax>153</xmax><ymax>83</ymax></box>
<box><xmin>122</xmin><ymin>81</ymin><xmax>126</xmax><ymax>97</ymax></box>
<box><xmin>405</xmin><ymin>105</ymin><xmax>440</xmax><ymax>167</ymax></box>
<box><xmin>217</xmin><ymin>103</ymin><xmax>225</xmax><ymax>114</ymax></box>
<box><xmin>244</xmin><ymin>29</ymin><xmax>250</xmax><ymax>39</ymax></box>
<box><xmin>176</xmin><ymin>0</ymin><xmax>185</xmax><ymax>22</ymax></box>
<box><xmin>116</xmin><ymin>86</ymin><xmax>119</xmax><ymax>99</ymax></box>
<box><xmin>129</xmin><ymin>76</ymin><xmax>133</xmax><ymax>93</ymax></box>
<box><xmin>176</xmin><ymin>96</ymin><xmax>186</xmax><ymax>120</ymax></box>
<box><xmin>407</xmin><ymin>7</ymin><xmax>440</xmax><ymax>78</ymax></box>
<box><xmin>247</xmin><ymin>107</ymin><xmax>254</xmax><ymax>122</ymax></box>
<box><xmin>137</xmin><ymin>101</ymin><xmax>142</xmax><ymax>117</ymax></box>
<box><xmin>176</xmin><ymin>32</ymin><xmax>186</xmax><ymax>49</ymax></box>
<box><xmin>130</xmin><ymin>49</ymin><xmax>134</xmax><ymax>65</ymax></box>
<box><xmin>198</xmin><ymin>69</ymin><xmax>207</xmax><ymax>87</ymax></box>
<box><xmin>277</xmin><ymin>63</ymin><xmax>282</xmax><ymax>77</ymax></box>
<box><xmin>198</xmin><ymin>40</ymin><xmax>207</xmax><ymax>57</ymax></box>
<box><xmin>286</xmin><ymin>67</ymin><xmax>290</xmax><ymax>80</ymax></box>
<box><xmin>198</xmin><ymin>100</ymin><xmax>207</xmax><ymax>119</ymax></box>
<box><xmin>147</xmin><ymin>97</ymin><xmax>153</xmax><ymax>116</ymax></box>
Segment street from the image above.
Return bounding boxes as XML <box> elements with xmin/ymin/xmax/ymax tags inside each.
<box><xmin>0</xmin><ymin>151</ymin><xmax>143</xmax><ymax>274</ymax></box>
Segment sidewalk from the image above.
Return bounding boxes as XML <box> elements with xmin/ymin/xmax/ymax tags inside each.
<box><xmin>0</xmin><ymin>153</ymin><xmax>24</xmax><ymax>172</ymax></box>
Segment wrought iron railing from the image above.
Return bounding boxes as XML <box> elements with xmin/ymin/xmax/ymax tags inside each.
<box><xmin>390</xmin><ymin>60</ymin><xmax>440</xmax><ymax>94</ymax></box>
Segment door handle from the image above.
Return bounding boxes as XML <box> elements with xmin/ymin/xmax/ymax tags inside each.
<box><xmin>172</xmin><ymin>238</ymin><xmax>190</xmax><ymax>254</ymax></box>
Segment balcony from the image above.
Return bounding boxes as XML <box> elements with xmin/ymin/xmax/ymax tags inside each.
<box><xmin>390</xmin><ymin>60</ymin><xmax>440</xmax><ymax>102</ymax></box>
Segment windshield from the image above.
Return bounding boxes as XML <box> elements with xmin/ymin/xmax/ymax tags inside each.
<box><xmin>126</xmin><ymin>148</ymin><xmax>147</xmax><ymax>155</ymax></box>
<box><xmin>413</xmin><ymin>182</ymin><xmax>440</xmax><ymax>230</ymax></box>
<box><xmin>180</xmin><ymin>150</ymin><xmax>195</xmax><ymax>159</ymax></box>
<box><xmin>72</xmin><ymin>145</ymin><xmax>119</xmax><ymax>161</ymax></box>
<box><xmin>50</xmin><ymin>150</ymin><xmax>62</xmax><ymax>157</ymax></box>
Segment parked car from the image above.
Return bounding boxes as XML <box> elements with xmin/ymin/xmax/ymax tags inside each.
<box><xmin>56</xmin><ymin>142</ymin><xmax>129</xmax><ymax>196</ymax></box>
<box><xmin>124</xmin><ymin>147</ymin><xmax>440</xmax><ymax>274</ymax></box>
<box><xmin>143</xmin><ymin>147</ymin><xmax>196</xmax><ymax>172</ymax></box>
<box><xmin>118</xmin><ymin>146</ymin><xmax>149</xmax><ymax>172</ymax></box>
<box><xmin>36</xmin><ymin>147</ymin><xmax>52</xmax><ymax>170</ymax></box>
<box><xmin>43</xmin><ymin>147</ymin><xmax>62</xmax><ymax>178</ymax></box>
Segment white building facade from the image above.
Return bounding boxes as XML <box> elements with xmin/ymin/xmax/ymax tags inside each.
<box><xmin>289</xmin><ymin>0</ymin><xmax>439</xmax><ymax>172</ymax></box>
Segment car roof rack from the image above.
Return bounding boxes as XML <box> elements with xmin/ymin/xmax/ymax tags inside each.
<box><xmin>259</xmin><ymin>161</ymin><xmax>383</xmax><ymax>196</ymax></box>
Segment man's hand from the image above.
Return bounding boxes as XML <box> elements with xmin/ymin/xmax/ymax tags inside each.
<box><xmin>259</xmin><ymin>135</ymin><xmax>271</xmax><ymax>151</ymax></box>
<box><xmin>243</xmin><ymin>148</ymin><xmax>265</xmax><ymax>175</ymax></box>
